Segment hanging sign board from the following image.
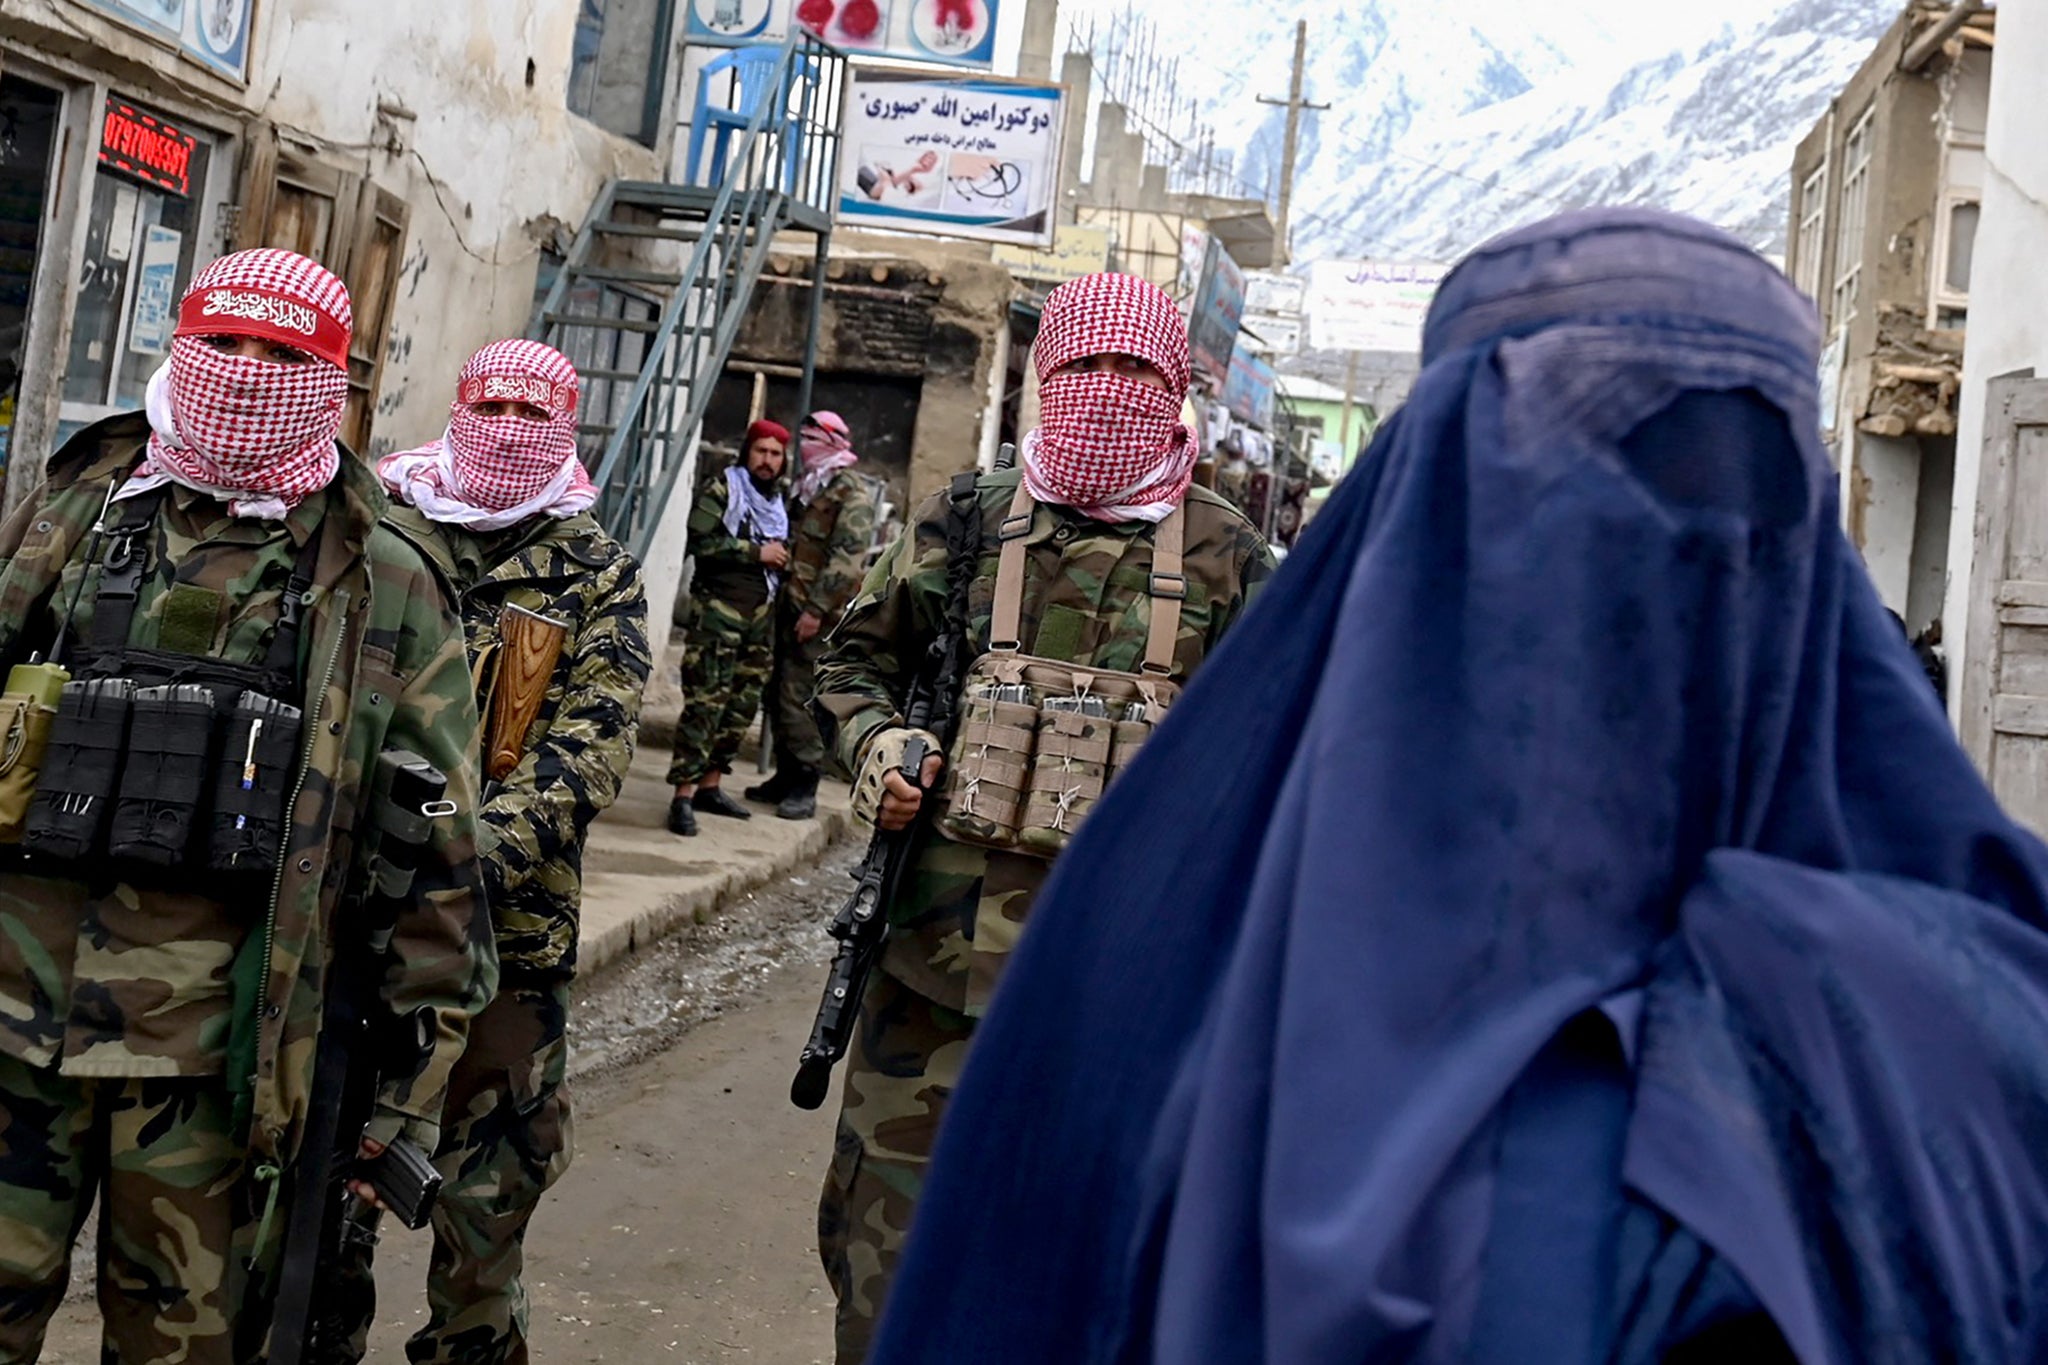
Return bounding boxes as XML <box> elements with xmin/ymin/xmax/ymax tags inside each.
<box><xmin>838</xmin><ymin>69</ymin><xmax>1064</xmax><ymax>247</ymax></box>
<box><xmin>1223</xmin><ymin>343</ymin><xmax>1278</xmax><ymax>429</ymax></box>
<box><xmin>1306</xmin><ymin>259</ymin><xmax>1452</xmax><ymax>355</ymax></box>
<box><xmin>80</xmin><ymin>0</ymin><xmax>253</xmax><ymax>82</ymax></box>
<box><xmin>1188</xmin><ymin>237</ymin><xmax>1247</xmax><ymax>388</ymax></box>
<box><xmin>990</xmin><ymin>224</ymin><xmax>1112</xmax><ymax>284</ymax></box>
<box><xmin>99</xmin><ymin>98</ymin><xmax>199</xmax><ymax>198</ymax></box>
<box><xmin>688</xmin><ymin>0</ymin><xmax>1001</xmax><ymax>69</ymax></box>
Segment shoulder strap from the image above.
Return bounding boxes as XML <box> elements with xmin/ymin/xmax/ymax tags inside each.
<box><xmin>992</xmin><ymin>481</ymin><xmax>1187</xmax><ymax>674</ymax></box>
<box><xmin>1143</xmin><ymin>506</ymin><xmax>1187</xmax><ymax>677</ymax></box>
<box><xmin>262</xmin><ymin>525</ymin><xmax>325</xmax><ymax>679</ymax></box>
<box><xmin>991</xmin><ymin>481</ymin><xmax>1035</xmax><ymax>652</ymax></box>
<box><xmin>86</xmin><ymin>485</ymin><xmax>168</xmax><ymax>656</ymax></box>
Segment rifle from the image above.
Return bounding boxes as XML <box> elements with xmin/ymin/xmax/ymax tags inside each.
<box><xmin>268</xmin><ymin>751</ymin><xmax>455</xmax><ymax>1365</ymax></box>
<box><xmin>790</xmin><ymin>472</ymin><xmax>982</xmax><ymax>1111</ymax></box>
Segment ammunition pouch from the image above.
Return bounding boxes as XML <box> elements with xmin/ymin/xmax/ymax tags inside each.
<box><xmin>13</xmin><ymin>487</ymin><xmax>314</xmax><ymax>884</ymax></box>
<box><xmin>934</xmin><ymin>484</ymin><xmax>1186</xmax><ymax>861</ymax></box>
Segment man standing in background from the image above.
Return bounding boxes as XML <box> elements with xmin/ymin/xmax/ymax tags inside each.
<box><xmin>668</xmin><ymin>421</ymin><xmax>790</xmax><ymax>837</ymax></box>
<box><xmin>748</xmin><ymin>411</ymin><xmax>878</xmax><ymax>820</ymax></box>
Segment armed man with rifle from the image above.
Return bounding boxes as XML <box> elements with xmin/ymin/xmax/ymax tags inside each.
<box><xmin>313</xmin><ymin>339</ymin><xmax>653</xmax><ymax>1365</ymax></box>
<box><xmin>0</xmin><ymin>249</ymin><xmax>491</xmax><ymax>1364</ymax></box>
<box><xmin>799</xmin><ymin>272</ymin><xmax>1277</xmax><ymax>1362</ymax></box>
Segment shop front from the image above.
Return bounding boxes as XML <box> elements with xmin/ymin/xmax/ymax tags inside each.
<box><xmin>0</xmin><ymin>44</ymin><xmax>237</xmax><ymax>504</ymax></box>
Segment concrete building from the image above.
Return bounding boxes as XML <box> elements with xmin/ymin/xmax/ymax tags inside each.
<box><xmin>1937</xmin><ymin>0</ymin><xmax>2048</xmax><ymax>827</ymax></box>
<box><xmin>0</xmin><ymin>0</ymin><xmax>687</xmax><ymax>511</ymax></box>
<box><xmin>1783</xmin><ymin>0</ymin><xmax>1993</xmax><ymax>638</ymax></box>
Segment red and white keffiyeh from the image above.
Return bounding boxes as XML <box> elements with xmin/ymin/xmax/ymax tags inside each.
<box><xmin>796</xmin><ymin>410</ymin><xmax>859</xmax><ymax>505</ymax></box>
<box><xmin>129</xmin><ymin>249</ymin><xmax>353</xmax><ymax>520</ymax></box>
<box><xmin>1022</xmin><ymin>272</ymin><xmax>1197</xmax><ymax>524</ymax></box>
<box><xmin>379</xmin><ymin>339</ymin><xmax>598</xmax><ymax>532</ymax></box>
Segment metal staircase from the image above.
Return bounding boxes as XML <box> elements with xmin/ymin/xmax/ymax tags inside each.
<box><xmin>528</xmin><ymin>34</ymin><xmax>845</xmax><ymax>556</ymax></box>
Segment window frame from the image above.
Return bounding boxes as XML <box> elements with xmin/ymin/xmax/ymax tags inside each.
<box><xmin>1831</xmin><ymin>106</ymin><xmax>1875</xmax><ymax>332</ymax></box>
<box><xmin>1795</xmin><ymin>163</ymin><xmax>1829</xmax><ymax>304</ymax></box>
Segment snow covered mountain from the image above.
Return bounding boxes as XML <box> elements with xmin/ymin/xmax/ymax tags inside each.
<box><xmin>1063</xmin><ymin>0</ymin><xmax>1898</xmax><ymax>262</ymax></box>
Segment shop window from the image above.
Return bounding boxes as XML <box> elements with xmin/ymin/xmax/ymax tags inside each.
<box><xmin>567</xmin><ymin>0</ymin><xmax>677</xmax><ymax>147</ymax></box>
<box><xmin>0</xmin><ymin>75</ymin><xmax>63</xmax><ymax>477</ymax></box>
<box><xmin>61</xmin><ymin>97</ymin><xmax>215</xmax><ymax>425</ymax></box>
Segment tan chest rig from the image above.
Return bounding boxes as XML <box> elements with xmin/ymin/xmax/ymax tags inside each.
<box><xmin>935</xmin><ymin>484</ymin><xmax>1186</xmax><ymax>861</ymax></box>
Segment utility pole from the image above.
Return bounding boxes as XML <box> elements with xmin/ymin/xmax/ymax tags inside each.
<box><xmin>1257</xmin><ymin>20</ymin><xmax>1328</xmax><ymax>267</ymax></box>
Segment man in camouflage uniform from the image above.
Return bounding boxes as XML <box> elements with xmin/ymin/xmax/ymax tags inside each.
<box><xmin>0</xmin><ymin>249</ymin><xmax>490</xmax><ymax>1364</ymax></box>
<box><xmin>813</xmin><ymin>273</ymin><xmax>1276</xmax><ymax>1362</ymax></box>
<box><xmin>746</xmin><ymin>411</ymin><xmax>879</xmax><ymax>820</ymax></box>
<box><xmin>667</xmin><ymin>420</ymin><xmax>790</xmax><ymax>837</ymax></box>
<box><xmin>327</xmin><ymin>338</ymin><xmax>652</xmax><ymax>1365</ymax></box>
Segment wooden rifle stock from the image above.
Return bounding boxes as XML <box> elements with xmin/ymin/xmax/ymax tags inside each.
<box><xmin>484</xmin><ymin>604</ymin><xmax>569</xmax><ymax>782</ymax></box>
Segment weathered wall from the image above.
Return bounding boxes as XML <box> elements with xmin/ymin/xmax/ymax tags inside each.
<box><xmin>727</xmin><ymin>248</ymin><xmax>1014</xmax><ymax>504</ymax></box>
<box><xmin>1944</xmin><ymin>0</ymin><xmax>2048</xmax><ymax>712</ymax></box>
<box><xmin>248</xmin><ymin>0</ymin><xmax>673</xmax><ymax>454</ymax></box>
<box><xmin>0</xmin><ymin>0</ymin><xmax>674</xmax><ymax>459</ymax></box>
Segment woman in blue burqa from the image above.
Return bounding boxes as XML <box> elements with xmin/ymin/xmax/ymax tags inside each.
<box><xmin>865</xmin><ymin>209</ymin><xmax>2048</xmax><ymax>1364</ymax></box>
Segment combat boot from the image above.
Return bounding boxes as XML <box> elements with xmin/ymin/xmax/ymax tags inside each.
<box><xmin>667</xmin><ymin>797</ymin><xmax>698</xmax><ymax>837</ymax></box>
<box><xmin>744</xmin><ymin>769</ymin><xmax>794</xmax><ymax>804</ymax></box>
<box><xmin>694</xmin><ymin>786</ymin><xmax>754</xmax><ymax>820</ymax></box>
<box><xmin>776</xmin><ymin>767</ymin><xmax>821</xmax><ymax>821</ymax></box>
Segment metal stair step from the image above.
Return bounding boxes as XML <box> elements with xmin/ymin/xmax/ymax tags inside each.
<box><xmin>542</xmin><ymin>313</ymin><xmax>662</xmax><ymax>334</ymax></box>
<box><xmin>595</xmin><ymin>220</ymin><xmax>707</xmax><ymax>242</ymax></box>
<box><xmin>573</xmin><ymin>265</ymin><xmax>685</xmax><ymax>287</ymax></box>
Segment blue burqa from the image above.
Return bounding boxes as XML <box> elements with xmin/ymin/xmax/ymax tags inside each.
<box><xmin>866</xmin><ymin>210</ymin><xmax>2048</xmax><ymax>1364</ymax></box>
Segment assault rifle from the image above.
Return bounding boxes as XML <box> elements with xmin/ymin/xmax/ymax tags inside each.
<box><xmin>269</xmin><ymin>751</ymin><xmax>455</xmax><ymax>1365</ymax></box>
<box><xmin>790</xmin><ymin>471</ymin><xmax>984</xmax><ymax>1111</ymax></box>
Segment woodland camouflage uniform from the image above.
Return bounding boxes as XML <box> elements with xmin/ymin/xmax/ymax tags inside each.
<box><xmin>0</xmin><ymin>412</ymin><xmax>492</xmax><ymax>1365</ymax></box>
<box><xmin>330</xmin><ymin>504</ymin><xmax>652</xmax><ymax>1365</ymax></box>
<box><xmin>769</xmin><ymin>467</ymin><xmax>879</xmax><ymax>778</ymax></box>
<box><xmin>812</xmin><ymin>465</ymin><xmax>1275</xmax><ymax>1362</ymax></box>
<box><xmin>668</xmin><ymin>470</ymin><xmax>778</xmax><ymax>786</ymax></box>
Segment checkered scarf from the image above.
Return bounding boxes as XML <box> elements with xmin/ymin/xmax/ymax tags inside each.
<box><xmin>1022</xmin><ymin>272</ymin><xmax>1196</xmax><ymax>524</ymax></box>
<box><xmin>796</xmin><ymin>410</ymin><xmax>860</xmax><ymax>505</ymax></box>
<box><xmin>130</xmin><ymin>249</ymin><xmax>352</xmax><ymax>520</ymax></box>
<box><xmin>724</xmin><ymin>465</ymin><xmax>790</xmax><ymax>594</ymax></box>
<box><xmin>380</xmin><ymin>340</ymin><xmax>598</xmax><ymax>531</ymax></box>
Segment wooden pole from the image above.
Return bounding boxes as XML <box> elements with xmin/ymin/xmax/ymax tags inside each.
<box><xmin>1257</xmin><ymin>21</ymin><xmax>1329</xmax><ymax>266</ymax></box>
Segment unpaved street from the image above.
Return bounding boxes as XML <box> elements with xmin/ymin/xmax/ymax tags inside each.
<box><xmin>41</xmin><ymin>842</ymin><xmax>862</xmax><ymax>1365</ymax></box>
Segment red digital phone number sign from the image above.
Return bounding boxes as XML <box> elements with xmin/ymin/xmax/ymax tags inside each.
<box><xmin>99</xmin><ymin>98</ymin><xmax>198</xmax><ymax>198</ymax></box>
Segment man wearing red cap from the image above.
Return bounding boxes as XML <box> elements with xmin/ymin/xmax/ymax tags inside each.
<box><xmin>0</xmin><ymin>249</ymin><xmax>490</xmax><ymax>1362</ymax></box>
<box><xmin>317</xmin><ymin>340</ymin><xmax>651</xmax><ymax>1364</ymax></box>
<box><xmin>667</xmin><ymin>420</ymin><xmax>791</xmax><ymax>837</ymax></box>
<box><xmin>747</xmin><ymin>410</ymin><xmax>880</xmax><ymax>821</ymax></box>
<box><xmin>810</xmin><ymin>271</ymin><xmax>1276</xmax><ymax>1360</ymax></box>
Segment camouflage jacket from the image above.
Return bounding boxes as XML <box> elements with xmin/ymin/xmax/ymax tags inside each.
<box><xmin>815</xmin><ymin>466</ymin><xmax>1275</xmax><ymax>1014</ymax></box>
<box><xmin>387</xmin><ymin>505</ymin><xmax>651</xmax><ymax>981</ymax></box>
<box><xmin>0</xmin><ymin>413</ymin><xmax>492</xmax><ymax>1162</ymax></box>
<box><xmin>784</xmin><ymin>468</ymin><xmax>879</xmax><ymax>627</ymax></box>
<box><xmin>688</xmin><ymin>469</ymin><xmax>781</xmax><ymax>614</ymax></box>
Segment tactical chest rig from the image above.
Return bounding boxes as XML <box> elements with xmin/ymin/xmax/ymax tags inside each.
<box><xmin>935</xmin><ymin>482</ymin><xmax>1186</xmax><ymax>860</ymax></box>
<box><xmin>1</xmin><ymin>483</ymin><xmax>313</xmax><ymax>884</ymax></box>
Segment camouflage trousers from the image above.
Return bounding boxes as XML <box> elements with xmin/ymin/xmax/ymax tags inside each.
<box><xmin>667</xmin><ymin>594</ymin><xmax>775</xmax><ymax>786</ymax></box>
<box><xmin>0</xmin><ymin>1054</ymin><xmax>267</xmax><ymax>1365</ymax></box>
<box><xmin>769</xmin><ymin>597</ymin><xmax>831</xmax><ymax>774</ymax></box>
<box><xmin>328</xmin><ymin>982</ymin><xmax>573</xmax><ymax>1365</ymax></box>
<box><xmin>817</xmin><ymin>970</ymin><xmax>976</xmax><ymax>1365</ymax></box>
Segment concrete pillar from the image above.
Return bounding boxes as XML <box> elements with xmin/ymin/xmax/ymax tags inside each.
<box><xmin>1057</xmin><ymin>50</ymin><xmax>1093</xmax><ymax>224</ymax></box>
<box><xmin>1017</xmin><ymin>0</ymin><xmax>1061</xmax><ymax>82</ymax></box>
<box><xmin>1945</xmin><ymin>0</ymin><xmax>2048</xmax><ymax>710</ymax></box>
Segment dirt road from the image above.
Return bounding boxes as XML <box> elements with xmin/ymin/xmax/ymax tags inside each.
<box><xmin>41</xmin><ymin>844</ymin><xmax>860</xmax><ymax>1364</ymax></box>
